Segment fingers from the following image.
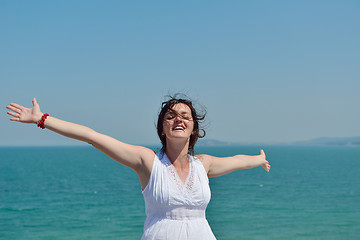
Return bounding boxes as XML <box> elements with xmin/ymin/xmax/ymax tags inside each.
<box><xmin>6</xmin><ymin>104</ymin><xmax>22</xmax><ymax>114</ymax></box>
<box><xmin>32</xmin><ymin>97</ymin><xmax>38</xmax><ymax>107</ymax></box>
<box><xmin>266</xmin><ymin>162</ymin><xmax>271</xmax><ymax>172</ymax></box>
<box><xmin>263</xmin><ymin>163</ymin><xmax>271</xmax><ymax>172</ymax></box>
<box><xmin>10</xmin><ymin>103</ymin><xmax>24</xmax><ymax>109</ymax></box>
<box><xmin>6</xmin><ymin>102</ymin><xmax>26</xmax><ymax>122</ymax></box>
<box><xmin>6</xmin><ymin>109</ymin><xmax>20</xmax><ymax>121</ymax></box>
<box><xmin>7</xmin><ymin>112</ymin><xmax>20</xmax><ymax>121</ymax></box>
<box><xmin>7</xmin><ymin>111</ymin><xmax>19</xmax><ymax>117</ymax></box>
<box><xmin>260</xmin><ymin>149</ymin><xmax>266</xmax><ymax>160</ymax></box>
<box><xmin>262</xmin><ymin>158</ymin><xmax>271</xmax><ymax>172</ymax></box>
<box><xmin>7</xmin><ymin>103</ymin><xmax>23</xmax><ymax>112</ymax></box>
<box><xmin>9</xmin><ymin>117</ymin><xmax>20</xmax><ymax>122</ymax></box>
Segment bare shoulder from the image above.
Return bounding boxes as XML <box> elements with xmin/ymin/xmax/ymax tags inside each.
<box><xmin>195</xmin><ymin>154</ymin><xmax>213</xmax><ymax>173</ymax></box>
<box><xmin>136</xmin><ymin>146</ymin><xmax>156</xmax><ymax>167</ymax></box>
<box><xmin>195</xmin><ymin>154</ymin><xmax>216</xmax><ymax>161</ymax></box>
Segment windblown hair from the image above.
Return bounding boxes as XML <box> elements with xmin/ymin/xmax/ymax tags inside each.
<box><xmin>157</xmin><ymin>94</ymin><xmax>206</xmax><ymax>155</ymax></box>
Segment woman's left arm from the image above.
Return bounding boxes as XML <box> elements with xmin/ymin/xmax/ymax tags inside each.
<box><xmin>197</xmin><ymin>150</ymin><xmax>270</xmax><ymax>178</ymax></box>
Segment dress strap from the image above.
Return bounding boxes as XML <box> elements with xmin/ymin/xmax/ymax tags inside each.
<box><xmin>142</xmin><ymin>153</ymin><xmax>160</xmax><ymax>193</ymax></box>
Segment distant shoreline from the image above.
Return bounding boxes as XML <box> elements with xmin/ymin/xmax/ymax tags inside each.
<box><xmin>1</xmin><ymin>136</ymin><xmax>360</xmax><ymax>148</ymax></box>
<box><xmin>197</xmin><ymin>136</ymin><xmax>360</xmax><ymax>147</ymax></box>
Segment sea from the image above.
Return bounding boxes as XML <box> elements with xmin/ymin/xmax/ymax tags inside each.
<box><xmin>1</xmin><ymin>145</ymin><xmax>359</xmax><ymax>240</ymax></box>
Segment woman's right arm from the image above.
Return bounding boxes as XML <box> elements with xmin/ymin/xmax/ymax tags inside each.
<box><xmin>6</xmin><ymin>98</ymin><xmax>154</xmax><ymax>172</ymax></box>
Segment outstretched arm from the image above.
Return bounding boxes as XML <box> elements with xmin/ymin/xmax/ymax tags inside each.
<box><xmin>197</xmin><ymin>149</ymin><xmax>270</xmax><ymax>178</ymax></box>
<box><xmin>6</xmin><ymin>98</ymin><xmax>154</xmax><ymax>172</ymax></box>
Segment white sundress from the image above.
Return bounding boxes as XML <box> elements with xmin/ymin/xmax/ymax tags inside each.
<box><xmin>141</xmin><ymin>152</ymin><xmax>216</xmax><ymax>240</ymax></box>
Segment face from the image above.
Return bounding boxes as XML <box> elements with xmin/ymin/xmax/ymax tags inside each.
<box><xmin>162</xmin><ymin>103</ymin><xmax>194</xmax><ymax>141</ymax></box>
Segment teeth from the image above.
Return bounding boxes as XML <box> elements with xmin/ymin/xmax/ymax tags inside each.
<box><xmin>174</xmin><ymin>126</ymin><xmax>184</xmax><ymax>130</ymax></box>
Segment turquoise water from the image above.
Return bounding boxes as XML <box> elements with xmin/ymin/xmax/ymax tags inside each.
<box><xmin>1</xmin><ymin>145</ymin><xmax>359</xmax><ymax>239</ymax></box>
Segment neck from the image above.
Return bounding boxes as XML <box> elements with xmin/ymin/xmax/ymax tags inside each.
<box><xmin>165</xmin><ymin>139</ymin><xmax>190</xmax><ymax>165</ymax></box>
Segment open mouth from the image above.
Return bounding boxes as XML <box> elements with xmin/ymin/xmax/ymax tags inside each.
<box><xmin>173</xmin><ymin>125</ymin><xmax>185</xmax><ymax>131</ymax></box>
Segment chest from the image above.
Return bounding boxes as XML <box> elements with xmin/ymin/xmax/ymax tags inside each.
<box><xmin>148</xmin><ymin>158</ymin><xmax>211</xmax><ymax>207</ymax></box>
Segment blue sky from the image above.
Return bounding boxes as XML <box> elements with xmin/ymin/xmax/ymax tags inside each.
<box><xmin>1</xmin><ymin>0</ymin><xmax>359</xmax><ymax>146</ymax></box>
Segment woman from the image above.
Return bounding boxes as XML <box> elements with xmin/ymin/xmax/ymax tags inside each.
<box><xmin>6</xmin><ymin>96</ymin><xmax>270</xmax><ymax>239</ymax></box>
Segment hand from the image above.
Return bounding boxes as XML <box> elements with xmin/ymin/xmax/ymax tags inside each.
<box><xmin>6</xmin><ymin>98</ymin><xmax>43</xmax><ymax>124</ymax></box>
<box><xmin>259</xmin><ymin>149</ymin><xmax>271</xmax><ymax>172</ymax></box>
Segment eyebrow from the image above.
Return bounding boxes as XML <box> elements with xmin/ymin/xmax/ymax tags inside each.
<box><xmin>165</xmin><ymin>109</ymin><xmax>192</xmax><ymax>119</ymax></box>
<box><xmin>167</xmin><ymin>109</ymin><xmax>190</xmax><ymax>115</ymax></box>
<box><xmin>179</xmin><ymin>111</ymin><xmax>190</xmax><ymax>115</ymax></box>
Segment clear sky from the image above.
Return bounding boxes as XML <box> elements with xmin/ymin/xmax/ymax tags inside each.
<box><xmin>1</xmin><ymin>0</ymin><xmax>359</xmax><ymax>146</ymax></box>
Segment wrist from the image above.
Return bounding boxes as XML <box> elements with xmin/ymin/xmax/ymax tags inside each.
<box><xmin>256</xmin><ymin>155</ymin><xmax>266</xmax><ymax>166</ymax></box>
<box><xmin>34</xmin><ymin>112</ymin><xmax>44</xmax><ymax>124</ymax></box>
<box><xmin>37</xmin><ymin>113</ymin><xmax>49</xmax><ymax>129</ymax></box>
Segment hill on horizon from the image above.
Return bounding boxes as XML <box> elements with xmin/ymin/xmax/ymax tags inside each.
<box><xmin>197</xmin><ymin>136</ymin><xmax>360</xmax><ymax>146</ymax></box>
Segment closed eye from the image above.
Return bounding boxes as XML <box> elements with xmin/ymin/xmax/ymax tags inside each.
<box><xmin>164</xmin><ymin>110</ymin><xmax>193</xmax><ymax>121</ymax></box>
<box><xmin>165</xmin><ymin>113</ymin><xmax>176</xmax><ymax>120</ymax></box>
<box><xmin>179</xmin><ymin>114</ymin><xmax>191</xmax><ymax>120</ymax></box>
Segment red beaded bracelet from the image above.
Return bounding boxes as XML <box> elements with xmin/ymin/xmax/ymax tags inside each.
<box><xmin>37</xmin><ymin>113</ymin><xmax>49</xmax><ymax>129</ymax></box>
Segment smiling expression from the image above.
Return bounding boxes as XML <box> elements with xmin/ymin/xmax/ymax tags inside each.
<box><xmin>162</xmin><ymin>103</ymin><xmax>194</xmax><ymax>141</ymax></box>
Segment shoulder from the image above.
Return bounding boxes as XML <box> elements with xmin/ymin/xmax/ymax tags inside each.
<box><xmin>136</xmin><ymin>145</ymin><xmax>156</xmax><ymax>157</ymax></box>
<box><xmin>135</xmin><ymin>146</ymin><xmax>157</xmax><ymax>183</ymax></box>
<box><xmin>195</xmin><ymin>154</ymin><xmax>214</xmax><ymax>162</ymax></box>
<box><xmin>135</xmin><ymin>146</ymin><xmax>156</xmax><ymax>170</ymax></box>
<box><xmin>194</xmin><ymin>154</ymin><xmax>213</xmax><ymax>174</ymax></box>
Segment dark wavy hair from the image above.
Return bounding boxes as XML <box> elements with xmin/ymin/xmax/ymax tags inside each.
<box><xmin>157</xmin><ymin>95</ymin><xmax>206</xmax><ymax>155</ymax></box>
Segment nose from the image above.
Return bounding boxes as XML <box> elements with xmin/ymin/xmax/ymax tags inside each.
<box><xmin>174</xmin><ymin>115</ymin><xmax>182</xmax><ymax>122</ymax></box>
